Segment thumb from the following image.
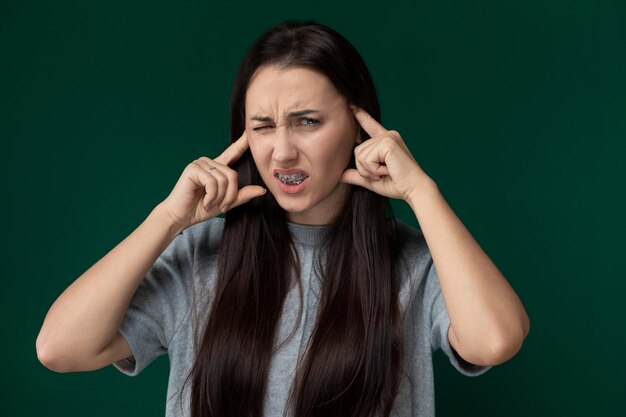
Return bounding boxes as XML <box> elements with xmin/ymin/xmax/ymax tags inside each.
<box><xmin>230</xmin><ymin>185</ymin><xmax>267</xmax><ymax>209</ymax></box>
<box><xmin>340</xmin><ymin>169</ymin><xmax>374</xmax><ymax>190</ymax></box>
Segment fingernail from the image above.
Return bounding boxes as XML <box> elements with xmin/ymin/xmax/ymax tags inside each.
<box><xmin>220</xmin><ymin>205</ymin><xmax>227</xmax><ymax>213</ymax></box>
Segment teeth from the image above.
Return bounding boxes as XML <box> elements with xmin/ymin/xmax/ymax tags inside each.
<box><xmin>276</xmin><ymin>173</ymin><xmax>308</xmax><ymax>185</ymax></box>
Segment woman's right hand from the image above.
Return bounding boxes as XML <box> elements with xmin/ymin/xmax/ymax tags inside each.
<box><xmin>159</xmin><ymin>132</ymin><xmax>266</xmax><ymax>230</ymax></box>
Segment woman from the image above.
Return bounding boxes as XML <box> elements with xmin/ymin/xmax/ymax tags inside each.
<box><xmin>36</xmin><ymin>21</ymin><xmax>530</xmax><ymax>417</ymax></box>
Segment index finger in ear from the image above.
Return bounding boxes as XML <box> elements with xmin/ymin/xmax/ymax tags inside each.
<box><xmin>351</xmin><ymin>105</ymin><xmax>387</xmax><ymax>138</ymax></box>
<box><xmin>214</xmin><ymin>131</ymin><xmax>249</xmax><ymax>166</ymax></box>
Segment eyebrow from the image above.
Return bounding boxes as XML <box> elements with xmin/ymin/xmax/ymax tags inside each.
<box><xmin>250</xmin><ymin>109</ymin><xmax>320</xmax><ymax>122</ymax></box>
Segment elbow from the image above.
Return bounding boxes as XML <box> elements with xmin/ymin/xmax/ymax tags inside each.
<box><xmin>482</xmin><ymin>304</ymin><xmax>531</xmax><ymax>365</ymax></box>
<box><xmin>36</xmin><ymin>334</ymin><xmax>75</xmax><ymax>373</ymax></box>
<box><xmin>458</xmin><ymin>317</ymin><xmax>530</xmax><ymax>367</ymax></box>
<box><xmin>36</xmin><ymin>330</ymin><xmax>118</xmax><ymax>373</ymax></box>
<box><xmin>484</xmin><ymin>319</ymin><xmax>531</xmax><ymax>366</ymax></box>
<box><xmin>485</xmin><ymin>334</ymin><xmax>525</xmax><ymax>365</ymax></box>
<box><xmin>36</xmin><ymin>340</ymin><xmax>65</xmax><ymax>373</ymax></box>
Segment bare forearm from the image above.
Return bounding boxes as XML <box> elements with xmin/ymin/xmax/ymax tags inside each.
<box><xmin>407</xmin><ymin>177</ymin><xmax>530</xmax><ymax>365</ymax></box>
<box><xmin>36</xmin><ymin>204</ymin><xmax>183</xmax><ymax>370</ymax></box>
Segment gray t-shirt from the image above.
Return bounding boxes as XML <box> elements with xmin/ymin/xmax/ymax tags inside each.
<box><xmin>113</xmin><ymin>217</ymin><xmax>490</xmax><ymax>416</ymax></box>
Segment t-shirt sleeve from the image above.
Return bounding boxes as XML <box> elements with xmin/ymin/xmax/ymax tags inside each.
<box><xmin>112</xmin><ymin>228</ymin><xmax>195</xmax><ymax>377</ymax></box>
<box><xmin>426</xmin><ymin>261</ymin><xmax>492</xmax><ymax>377</ymax></box>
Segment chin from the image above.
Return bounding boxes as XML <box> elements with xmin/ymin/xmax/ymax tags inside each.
<box><xmin>273</xmin><ymin>197</ymin><xmax>311</xmax><ymax>215</ymax></box>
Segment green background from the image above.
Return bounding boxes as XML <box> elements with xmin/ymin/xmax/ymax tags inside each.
<box><xmin>3</xmin><ymin>0</ymin><xmax>624</xmax><ymax>415</ymax></box>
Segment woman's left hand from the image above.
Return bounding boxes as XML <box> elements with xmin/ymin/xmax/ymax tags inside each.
<box><xmin>341</xmin><ymin>106</ymin><xmax>432</xmax><ymax>202</ymax></box>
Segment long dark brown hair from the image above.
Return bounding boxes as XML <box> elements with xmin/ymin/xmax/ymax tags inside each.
<box><xmin>184</xmin><ymin>20</ymin><xmax>404</xmax><ymax>417</ymax></box>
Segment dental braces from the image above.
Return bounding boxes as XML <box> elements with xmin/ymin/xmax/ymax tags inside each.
<box><xmin>275</xmin><ymin>173</ymin><xmax>308</xmax><ymax>185</ymax></box>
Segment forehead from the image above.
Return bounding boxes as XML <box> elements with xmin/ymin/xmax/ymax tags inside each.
<box><xmin>245</xmin><ymin>65</ymin><xmax>344</xmax><ymax>115</ymax></box>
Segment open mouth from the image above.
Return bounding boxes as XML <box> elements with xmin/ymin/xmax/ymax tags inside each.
<box><xmin>274</xmin><ymin>172</ymin><xmax>309</xmax><ymax>185</ymax></box>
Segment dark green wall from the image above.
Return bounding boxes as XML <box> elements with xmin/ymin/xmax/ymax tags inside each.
<box><xmin>3</xmin><ymin>1</ymin><xmax>624</xmax><ymax>415</ymax></box>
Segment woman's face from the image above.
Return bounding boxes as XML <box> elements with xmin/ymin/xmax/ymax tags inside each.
<box><xmin>245</xmin><ymin>65</ymin><xmax>358</xmax><ymax>225</ymax></box>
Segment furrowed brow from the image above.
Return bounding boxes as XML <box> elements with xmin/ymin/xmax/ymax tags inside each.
<box><xmin>286</xmin><ymin>109</ymin><xmax>320</xmax><ymax>117</ymax></box>
<box><xmin>251</xmin><ymin>116</ymin><xmax>273</xmax><ymax>122</ymax></box>
<box><xmin>250</xmin><ymin>109</ymin><xmax>320</xmax><ymax>122</ymax></box>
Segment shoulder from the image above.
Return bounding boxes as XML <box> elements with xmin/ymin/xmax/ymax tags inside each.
<box><xmin>390</xmin><ymin>218</ymin><xmax>434</xmax><ymax>294</ymax></box>
<box><xmin>184</xmin><ymin>216</ymin><xmax>225</xmax><ymax>238</ymax></box>
<box><xmin>392</xmin><ymin>218</ymin><xmax>431</xmax><ymax>266</ymax></box>
<box><xmin>180</xmin><ymin>216</ymin><xmax>225</xmax><ymax>255</ymax></box>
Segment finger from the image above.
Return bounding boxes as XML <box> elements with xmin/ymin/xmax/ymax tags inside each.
<box><xmin>359</xmin><ymin>159</ymin><xmax>388</xmax><ymax>179</ymax></box>
<box><xmin>196</xmin><ymin>159</ymin><xmax>243</xmax><ymax>212</ymax></box>
<box><xmin>351</xmin><ymin>106</ymin><xmax>387</xmax><ymax>138</ymax></box>
<box><xmin>193</xmin><ymin>159</ymin><xmax>224</xmax><ymax>209</ymax></box>
<box><xmin>219</xmin><ymin>168</ymin><xmax>239</xmax><ymax>212</ymax></box>
<box><xmin>354</xmin><ymin>145</ymin><xmax>381</xmax><ymax>180</ymax></box>
<box><xmin>361</xmin><ymin>146</ymin><xmax>388</xmax><ymax>178</ymax></box>
<box><xmin>197</xmin><ymin>156</ymin><xmax>221</xmax><ymax>166</ymax></box>
<box><xmin>229</xmin><ymin>185</ymin><xmax>267</xmax><ymax>209</ymax></box>
<box><xmin>355</xmin><ymin>156</ymin><xmax>379</xmax><ymax>181</ymax></box>
<box><xmin>340</xmin><ymin>168</ymin><xmax>375</xmax><ymax>190</ymax></box>
<box><xmin>214</xmin><ymin>131</ymin><xmax>249</xmax><ymax>166</ymax></box>
<box><xmin>374</xmin><ymin>164</ymin><xmax>389</xmax><ymax>176</ymax></box>
<box><xmin>205</xmin><ymin>167</ymin><xmax>228</xmax><ymax>208</ymax></box>
<box><xmin>197</xmin><ymin>168</ymin><xmax>218</xmax><ymax>209</ymax></box>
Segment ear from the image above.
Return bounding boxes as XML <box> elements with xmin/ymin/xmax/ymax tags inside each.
<box><xmin>354</xmin><ymin>117</ymin><xmax>363</xmax><ymax>145</ymax></box>
<box><xmin>349</xmin><ymin>103</ymin><xmax>363</xmax><ymax>144</ymax></box>
<box><xmin>355</xmin><ymin>129</ymin><xmax>363</xmax><ymax>145</ymax></box>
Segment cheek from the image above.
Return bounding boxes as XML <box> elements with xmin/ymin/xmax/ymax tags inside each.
<box><xmin>248</xmin><ymin>139</ymin><xmax>270</xmax><ymax>165</ymax></box>
<box><xmin>317</xmin><ymin>134</ymin><xmax>354</xmax><ymax>172</ymax></box>
<box><xmin>248</xmin><ymin>139</ymin><xmax>276</xmax><ymax>186</ymax></box>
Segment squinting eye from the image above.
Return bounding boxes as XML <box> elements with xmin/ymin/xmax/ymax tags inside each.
<box><xmin>253</xmin><ymin>126</ymin><xmax>273</xmax><ymax>131</ymax></box>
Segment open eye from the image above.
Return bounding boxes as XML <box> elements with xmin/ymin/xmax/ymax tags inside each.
<box><xmin>299</xmin><ymin>117</ymin><xmax>320</xmax><ymax>127</ymax></box>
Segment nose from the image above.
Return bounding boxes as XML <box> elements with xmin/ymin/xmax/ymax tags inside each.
<box><xmin>272</xmin><ymin>126</ymin><xmax>298</xmax><ymax>164</ymax></box>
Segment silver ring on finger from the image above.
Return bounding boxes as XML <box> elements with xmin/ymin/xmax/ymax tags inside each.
<box><xmin>206</xmin><ymin>165</ymin><xmax>216</xmax><ymax>174</ymax></box>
